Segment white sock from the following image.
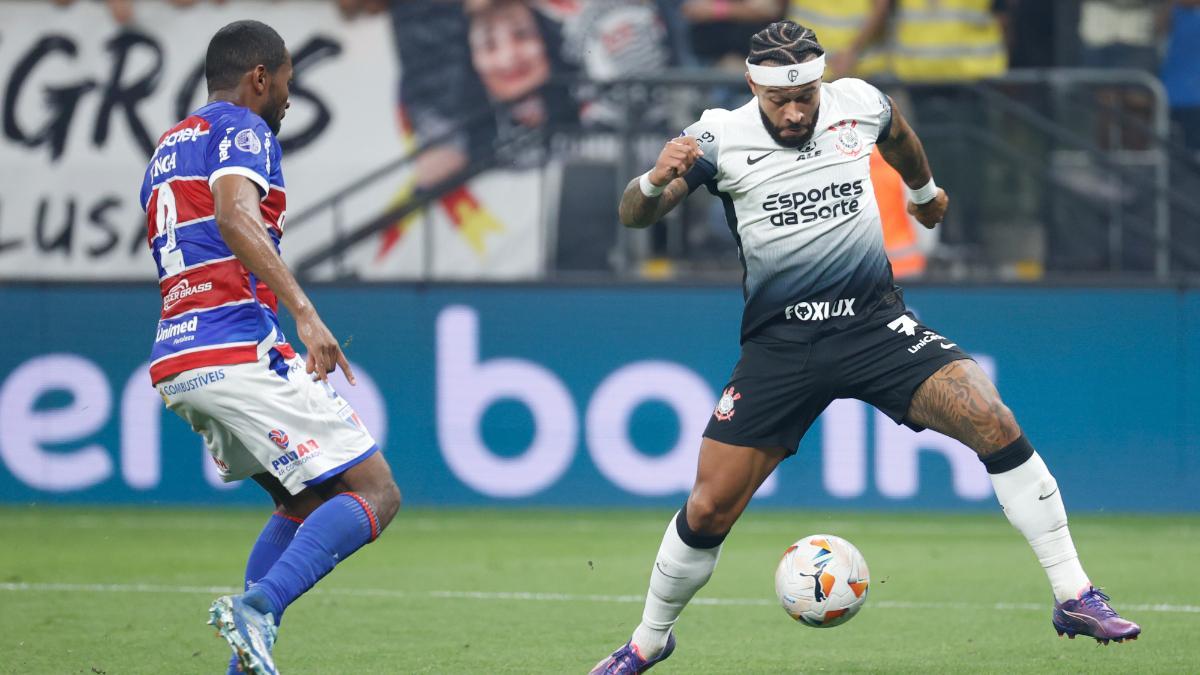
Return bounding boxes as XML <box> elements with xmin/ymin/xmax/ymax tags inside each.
<box><xmin>989</xmin><ymin>451</ymin><xmax>1090</xmax><ymax>602</ymax></box>
<box><xmin>630</xmin><ymin>512</ymin><xmax>721</xmax><ymax>658</ymax></box>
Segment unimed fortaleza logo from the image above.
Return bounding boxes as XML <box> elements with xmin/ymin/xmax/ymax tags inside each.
<box><xmin>154</xmin><ymin>315</ymin><xmax>198</xmax><ymax>343</ymax></box>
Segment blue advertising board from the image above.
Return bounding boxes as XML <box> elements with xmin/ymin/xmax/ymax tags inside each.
<box><xmin>0</xmin><ymin>284</ymin><xmax>1195</xmax><ymax>511</ymax></box>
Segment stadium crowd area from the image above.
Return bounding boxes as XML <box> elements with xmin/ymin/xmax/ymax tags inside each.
<box><xmin>48</xmin><ymin>0</ymin><xmax>1200</xmax><ymax>278</ymax></box>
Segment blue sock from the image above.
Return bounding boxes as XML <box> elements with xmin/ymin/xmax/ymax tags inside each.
<box><xmin>244</xmin><ymin>513</ymin><xmax>301</xmax><ymax>622</ymax></box>
<box><xmin>228</xmin><ymin>513</ymin><xmax>301</xmax><ymax>674</ymax></box>
<box><xmin>242</xmin><ymin>493</ymin><xmax>378</xmax><ymax>617</ymax></box>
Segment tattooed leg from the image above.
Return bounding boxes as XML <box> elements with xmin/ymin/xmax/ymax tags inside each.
<box><xmin>905</xmin><ymin>359</ymin><xmax>1021</xmax><ymax>456</ymax></box>
<box><xmin>908</xmin><ymin>364</ymin><xmax>1109</xmax><ymax>607</ymax></box>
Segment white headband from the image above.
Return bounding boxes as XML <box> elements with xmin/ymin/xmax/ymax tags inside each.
<box><xmin>745</xmin><ymin>55</ymin><xmax>826</xmax><ymax>87</ymax></box>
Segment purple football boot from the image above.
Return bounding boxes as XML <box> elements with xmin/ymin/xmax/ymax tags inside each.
<box><xmin>589</xmin><ymin>634</ymin><xmax>676</xmax><ymax>674</ymax></box>
<box><xmin>1053</xmin><ymin>587</ymin><xmax>1141</xmax><ymax>645</ymax></box>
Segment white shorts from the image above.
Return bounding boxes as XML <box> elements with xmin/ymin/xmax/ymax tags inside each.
<box><xmin>157</xmin><ymin>349</ymin><xmax>379</xmax><ymax>495</ymax></box>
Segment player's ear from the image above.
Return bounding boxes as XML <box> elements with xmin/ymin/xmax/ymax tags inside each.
<box><xmin>744</xmin><ymin>72</ymin><xmax>757</xmax><ymax>97</ymax></box>
<box><xmin>253</xmin><ymin>65</ymin><xmax>268</xmax><ymax>94</ymax></box>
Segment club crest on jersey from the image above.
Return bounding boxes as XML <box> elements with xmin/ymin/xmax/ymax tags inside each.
<box><xmin>829</xmin><ymin>120</ymin><xmax>863</xmax><ymax>157</ymax></box>
<box><xmin>268</xmin><ymin>428</ymin><xmax>289</xmax><ymax>450</ymax></box>
<box><xmin>714</xmin><ymin>386</ymin><xmax>741</xmax><ymax>421</ymax></box>
<box><xmin>235</xmin><ymin>128</ymin><xmax>262</xmax><ymax>154</ymax></box>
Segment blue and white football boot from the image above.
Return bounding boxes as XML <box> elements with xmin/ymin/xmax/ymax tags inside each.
<box><xmin>209</xmin><ymin>594</ymin><xmax>279</xmax><ymax>675</ymax></box>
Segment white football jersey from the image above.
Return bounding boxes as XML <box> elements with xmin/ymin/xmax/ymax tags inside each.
<box><xmin>682</xmin><ymin>78</ymin><xmax>896</xmax><ymax>340</ymax></box>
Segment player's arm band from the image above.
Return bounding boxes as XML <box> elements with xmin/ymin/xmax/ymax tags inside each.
<box><xmin>910</xmin><ymin>177</ymin><xmax>938</xmax><ymax>205</ymax></box>
<box><xmin>639</xmin><ymin>171</ymin><xmax>666</xmax><ymax>198</ymax></box>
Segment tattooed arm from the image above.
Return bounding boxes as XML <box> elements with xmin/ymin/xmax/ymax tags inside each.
<box><xmin>619</xmin><ymin>176</ymin><xmax>693</xmax><ymax>229</ymax></box>
<box><xmin>876</xmin><ymin>96</ymin><xmax>948</xmax><ymax>229</ymax></box>
<box><xmin>619</xmin><ymin>136</ymin><xmax>705</xmax><ymax>229</ymax></box>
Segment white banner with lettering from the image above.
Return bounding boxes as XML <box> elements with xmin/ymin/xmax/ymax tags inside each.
<box><xmin>0</xmin><ymin>2</ymin><xmax>544</xmax><ymax>280</ymax></box>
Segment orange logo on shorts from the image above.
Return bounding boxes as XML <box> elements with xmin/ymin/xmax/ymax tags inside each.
<box><xmin>714</xmin><ymin>386</ymin><xmax>741</xmax><ymax>421</ymax></box>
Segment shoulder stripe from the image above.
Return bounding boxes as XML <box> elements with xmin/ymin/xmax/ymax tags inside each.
<box><xmin>209</xmin><ymin>166</ymin><xmax>270</xmax><ymax>200</ymax></box>
<box><xmin>149</xmin><ymin>340</ymin><xmax>259</xmax><ymax>367</ymax></box>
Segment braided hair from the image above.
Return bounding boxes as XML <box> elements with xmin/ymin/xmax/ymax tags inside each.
<box><xmin>747</xmin><ymin>20</ymin><xmax>823</xmax><ymax>67</ymax></box>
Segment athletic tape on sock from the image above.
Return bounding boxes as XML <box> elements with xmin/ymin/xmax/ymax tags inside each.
<box><xmin>675</xmin><ymin>502</ymin><xmax>728</xmax><ymax>549</ymax></box>
<box><xmin>980</xmin><ymin>435</ymin><xmax>1035</xmax><ymax>474</ymax></box>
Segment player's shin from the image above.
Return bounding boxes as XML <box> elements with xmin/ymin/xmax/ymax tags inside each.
<box><xmin>982</xmin><ymin>436</ymin><xmax>1090</xmax><ymax>602</ymax></box>
<box><xmin>242</xmin><ymin>492</ymin><xmax>380</xmax><ymax>617</ymax></box>
<box><xmin>243</xmin><ymin>512</ymin><xmax>302</xmax><ymax>624</ymax></box>
<box><xmin>631</xmin><ymin>508</ymin><xmax>724</xmax><ymax>658</ymax></box>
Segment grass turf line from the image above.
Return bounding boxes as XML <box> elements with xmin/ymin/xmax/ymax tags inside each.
<box><xmin>0</xmin><ymin>507</ymin><xmax>1195</xmax><ymax>674</ymax></box>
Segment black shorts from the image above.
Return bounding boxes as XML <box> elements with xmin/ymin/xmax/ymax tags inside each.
<box><xmin>703</xmin><ymin>294</ymin><xmax>972</xmax><ymax>453</ymax></box>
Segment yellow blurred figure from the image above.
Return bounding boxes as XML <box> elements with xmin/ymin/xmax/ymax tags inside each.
<box><xmin>891</xmin><ymin>0</ymin><xmax>1007</xmax><ymax>81</ymax></box>
<box><xmin>787</xmin><ymin>0</ymin><xmax>892</xmax><ymax>79</ymax></box>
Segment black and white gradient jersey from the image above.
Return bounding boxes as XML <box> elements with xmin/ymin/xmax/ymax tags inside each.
<box><xmin>682</xmin><ymin>78</ymin><xmax>897</xmax><ymax>341</ymax></box>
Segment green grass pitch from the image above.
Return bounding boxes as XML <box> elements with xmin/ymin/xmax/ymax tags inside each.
<box><xmin>1</xmin><ymin>507</ymin><xmax>1196</xmax><ymax>674</ymax></box>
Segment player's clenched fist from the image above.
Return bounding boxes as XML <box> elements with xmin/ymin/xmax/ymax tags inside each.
<box><xmin>907</xmin><ymin>188</ymin><xmax>949</xmax><ymax>229</ymax></box>
<box><xmin>648</xmin><ymin>136</ymin><xmax>704</xmax><ymax>188</ymax></box>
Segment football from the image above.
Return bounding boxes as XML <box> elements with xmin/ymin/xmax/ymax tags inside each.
<box><xmin>774</xmin><ymin>534</ymin><xmax>870</xmax><ymax>628</ymax></box>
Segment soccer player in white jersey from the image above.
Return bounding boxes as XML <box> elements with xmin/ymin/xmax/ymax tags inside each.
<box><xmin>590</xmin><ymin>21</ymin><xmax>1139</xmax><ymax>674</ymax></box>
<box><xmin>139</xmin><ymin>21</ymin><xmax>400</xmax><ymax>675</ymax></box>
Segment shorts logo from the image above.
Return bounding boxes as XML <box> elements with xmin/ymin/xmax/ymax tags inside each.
<box><xmin>268</xmin><ymin>429</ymin><xmax>289</xmax><ymax>450</ymax></box>
<box><xmin>908</xmin><ymin>330</ymin><xmax>956</xmax><ymax>355</ymax></box>
<box><xmin>887</xmin><ymin>315</ymin><xmax>918</xmax><ymax>337</ymax></box>
<box><xmin>212</xmin><ymin>456</ymin><xmax>230</xmax><ymax>473</ymax></box>
<box><xmin>160</xmin><ymin>369</ymin><xmax>225</xmax><ymax>396</ymax></box>
<box><xmin>337</xmin><ymin>404</ymin><xmax>367</xmax><ymax>433</ymax></box>
<box><xmin>235</xmin><ymin>128</ymin><xmax>262</xmax><ymax>154</ymax></box>
<box><xmin>714</xmin><ymin>386</ymin><xmax>741</xmax><ymax>421</ymax></box>
<box><xmin>270</xmin><ymin>440</ymin><xmax>322</xmax><ymax>476</ymax></box>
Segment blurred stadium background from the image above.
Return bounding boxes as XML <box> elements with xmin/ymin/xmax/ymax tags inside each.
<box><xmin>1</xmin><ymin>1</ymin><xmax>1198</xmax><ymax>673</ymax></box>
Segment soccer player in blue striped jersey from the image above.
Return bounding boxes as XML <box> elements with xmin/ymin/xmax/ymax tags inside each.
<box><xmin>140</xmin><ymin>21</ymin><xmax>401</xmax><ymax>675</ymax></box>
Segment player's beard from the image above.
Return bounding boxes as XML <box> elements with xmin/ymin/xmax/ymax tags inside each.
<box><xmin>262</xmin><ymin>98</ymin><xmax>285</xmax><ymax>135</ymax></box>
<box><xmin>759</xmin><ymin>106</ymin><xmax>815</xmax><ymax>149</ymax></box>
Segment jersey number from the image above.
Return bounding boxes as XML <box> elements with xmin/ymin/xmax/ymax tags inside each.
<box><xmin>155</xmin><ymin>183</ymin><xmax>185</xmax><ymax>276</ymax></box>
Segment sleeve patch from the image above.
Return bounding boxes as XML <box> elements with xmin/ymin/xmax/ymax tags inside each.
<box><xmin>235</xmin><ymin>129</ymin><xmax>262</xmax><ymax>154</ymax></box>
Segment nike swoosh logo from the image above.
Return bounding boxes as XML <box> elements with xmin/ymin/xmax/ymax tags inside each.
<box><xmin>655</xmin><ymin>561</ymin><xmax>686</xmax><ymax>579</ymax></box>
<box><xmin>1038</xmin><ymin>487</ymin><xmax>1059</xmax><ymax>501</ymax></box>
<box><xmin>746</xmin><ymin>151</ymin><xmax>776</xmax><ymax>165</ymax></box>
<box><xmin>940</xmin><ymin>342</ymin><xmax>957</xmax><ymax>349</ymax></box>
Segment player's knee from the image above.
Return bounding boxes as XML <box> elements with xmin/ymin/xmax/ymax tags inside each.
<box><xmin>979</xmin><ymin>398</ymin><xmax>1022</xmax><ymax>454</ymax></box>
<box><xmin>277</xmin><ymin>490</ymin><xmax>324</xmax><ymax>521</ymax></box>
<box><xmin>377</xmin><ymin>479</ymin><xmax>401</xmax><ymax>527</ymax></box>
<box><xmin>361</xmin><ymin>479</ymin><xmax>400</xmax><ymax>533</ymax></box>
<box><xmin>685</xmin><ymin>494</ymin><xmax>737</xmax><ymax>536</ymax></box>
